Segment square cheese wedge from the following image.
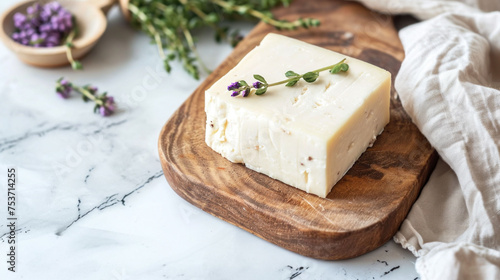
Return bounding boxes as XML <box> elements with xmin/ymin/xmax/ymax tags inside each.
<box><xmin>205</xmin><ymin>33</ymin><xmax>391</xmax><ymax>198</ymax></box>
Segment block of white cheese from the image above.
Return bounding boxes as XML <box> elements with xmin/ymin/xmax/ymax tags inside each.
<box><xmin>205</xmin><ymin>33</ymin><xmax>391</xmax><ymax>198</ymax></box>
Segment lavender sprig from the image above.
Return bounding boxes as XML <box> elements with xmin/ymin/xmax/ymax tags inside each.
<box><xmin>56</xmin><ymin>78</ymin><xmax>115</xmax><ymax>116</ymax></box>
<box><xmin>229</xmin><ymin>59</ymin><xmax>349</xmax><ymax>97</ymax></box>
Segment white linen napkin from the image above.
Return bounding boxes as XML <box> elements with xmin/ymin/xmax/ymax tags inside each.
<box><xmin>352</xmin><ymin>0</ymin><xmax>500</xmax><ymax>279</ymax></box>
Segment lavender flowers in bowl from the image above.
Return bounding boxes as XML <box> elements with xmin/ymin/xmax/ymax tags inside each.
<box><xmin>12</xmin><ymin>2</ymin><xmax>73</xmax><ymax>48</ymax></box>
<box><xmin>0</xmin><ymin>0</ymin><xmax>108</xmax><ymax>68</ymax></box>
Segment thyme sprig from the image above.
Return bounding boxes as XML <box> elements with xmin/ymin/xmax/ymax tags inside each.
<box><xmin>127</xmin><ymin>0</ymin><xmax>320</xmax><ymax>79</ymax></box>
<box><xmin>228</xmin><ymin>59</ymin><xmax>349</xmax><ymax>97</ymax></box>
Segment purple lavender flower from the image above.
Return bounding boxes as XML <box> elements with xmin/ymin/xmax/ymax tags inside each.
<box><xmin>47</xmin><ymin>2</ymin><xmax>62</xmax><ymax>12</ymax></box>
<box><xmin>27</xmin><ymin>3</ymin><xmax>42</xmax><ymax>15</ymax></box>
<box><xmin>11</xmin><ymin>1</ymin><xmax>74</xmax><ymax>48</ymax></box>
<box><xmin>40</xmin><ymin>9</ymin><xmax>51</xmax><ymax>22</ymax></box>
<box><xmin>25</xmin><ymin>28</ymin><xmax>35</xmax><ymax>37</ymax></box>
<box><xmin>99</xmin><ymin>96</ymin><xmax>116</xmax><ymax>116</ymax></box>
<box><xmin>42</xmin><ymin>31</ymin><xmax>60</xmax><ymax>47</ymax></box>
<box><xmin>26</xmin><ymin>6</ymin><xmax>35</xmax><ymax>15</ymax></box>
<box><xmin>231</xmin><ymin>91</ymin><xmax>240</xmax><ymax>97</ymax></box>
<box><xmin>252</xmin><ymin>81</ymin><xmax>263</xmax><ymax>89</ymax></box>
<box><xmin>13</xmin><ymin>13</ymin><xmax>26</xmax><ymax>28</ymax></box>
<box><xmin>99</xmin><ymin>107</ymin><xmax>110</xmax><ymax>116</ymax></box>
<box><xmin>39</xmin><ymin>23</ymin><xmax>51</xmax><ymax>32</ymax></box>
<box><xmin>227</xmin><ymin>82</ymin><xmax>241</xmax><ymax>91</ymax></box>
<box><xmin>56</xmin><ymin>79</ymin><xmax>72</xmax><ymax>98</ymax></box>
<box><xmin>242</xmin><ymin>88</ymin><xmax>250</xmax><ymax>97</ymax></box>
<box><xmin>29</xmin><ymin>33</ymin><xmax>42</xmax><ymax>47</ymax></box>
<box><xmin>85</xmin><ymin>85</ymin><xmax>98</xmax><ymax>94</ymax></box>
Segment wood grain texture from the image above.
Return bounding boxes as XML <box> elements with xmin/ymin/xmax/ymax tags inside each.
<box><xmin>158</xmin><ymin>0</ymin><xmax>438</xmax><ymax>260</ymax></box>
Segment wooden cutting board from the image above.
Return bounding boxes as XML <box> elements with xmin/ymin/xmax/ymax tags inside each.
<box><xmin>158</xmin><ymin>0</ymin><xmax>438</xmax><ymax>260</ymax></box>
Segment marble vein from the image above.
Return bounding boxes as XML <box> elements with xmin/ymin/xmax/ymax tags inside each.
<box><xmin>56</xmin><ymin>170</ymin><xmax>163</xmax><ymax>235</ymax></box>
<box><xmin>120</xmin><ymin>171</ymin><xmax>164</xmax><ymax>205</ymax></box>
<box><xmin>0</xmin><ymin>227</ymin><xmax>29</xmax><ymax>243</ymax></box>
<box><xmin>56</xmin><ymin>194</ymin><xmax>120</xmax><ymax>235</ymax></box>
<box><xmin>0</xmin><ymin>123</ymin><xmax>75</xmax><ymax>153</ymax></box>
<box><xmin>84</xmin><ymin>167</ymin><xmax>95</xmax><ymax>183</ymax></box>
<box><xmin>0</xmin><ymin>119</ymin><xmax>128</xmax><ymax>154</ymax></box>
<box><xmin>89</xmin><ymin>119</ymin><xmax>127</xmax><ymax>135</ymax></box>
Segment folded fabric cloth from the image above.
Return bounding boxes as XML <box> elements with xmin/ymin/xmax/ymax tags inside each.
<box><xmin>352</xmin><ymin>0</ymin><xmax>500</xmax><ymax>279</ymax></box>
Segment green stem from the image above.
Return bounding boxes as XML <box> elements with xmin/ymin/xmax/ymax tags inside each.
<box><xmin>181</xmin><ymin>26</ymin><xmax>211</xmax><ymax>74</ymax></box>
<box><xmin>210</xmin><ymin>0</ymin><xmax>302</xmax><ymax>29</ymax></box>
<box><xmin>128</xmin><ymin>3</ymin><xmax>166</xmax><ymax>60</ymax></box>
<box><xmin>74</xmin><ymin>86</ymin><xmax>103</xmax><ymax>106</ymax></box>
<box><xmin>178</xmin><ymin>0</ymin><xmax>206</xmax><ymax>20</ymax></box>
<box><xmin>267</xmin><ymin>59</ymin><xmax>346</xmax><ymax>87</ymax></box>
<box><xmin>267</xmin><ymin>79</ymin><xmax>295</xmax><ymax>87</ymax></box>
<box><xmin>158</xmin><ymin>24</ymin><xmax>189</xmax><ymax>64</ymax></box>
<box><xmin>127</xmin><ymin>2</ymin><xmax>148</xmax><ymax>22</ymax></box>
<box><xmin>65</xmin><ymin>29</ymin><xmax>81</xmax><ymax>69</ymax></box>
<box><xmin>153</xmin><ymin>0</ymin><xmax>211</xmax><ymax>75</ymax></box>
<box><xmin>178</xmin><ymin>0</ymin><xmax>228</xmax><ymax>42</ymax></box>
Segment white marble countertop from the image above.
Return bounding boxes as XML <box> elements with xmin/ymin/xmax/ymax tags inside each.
<box><xmin>0</xmin><ymin>2</ymin><xmax>419</xmax><ymax>279</ymax></box>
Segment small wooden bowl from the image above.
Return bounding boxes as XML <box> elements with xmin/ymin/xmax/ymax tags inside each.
<box><xmin>0</xmin><ymin>0</ymin><xmax>114</xmax><ymax>68</ymax></box>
